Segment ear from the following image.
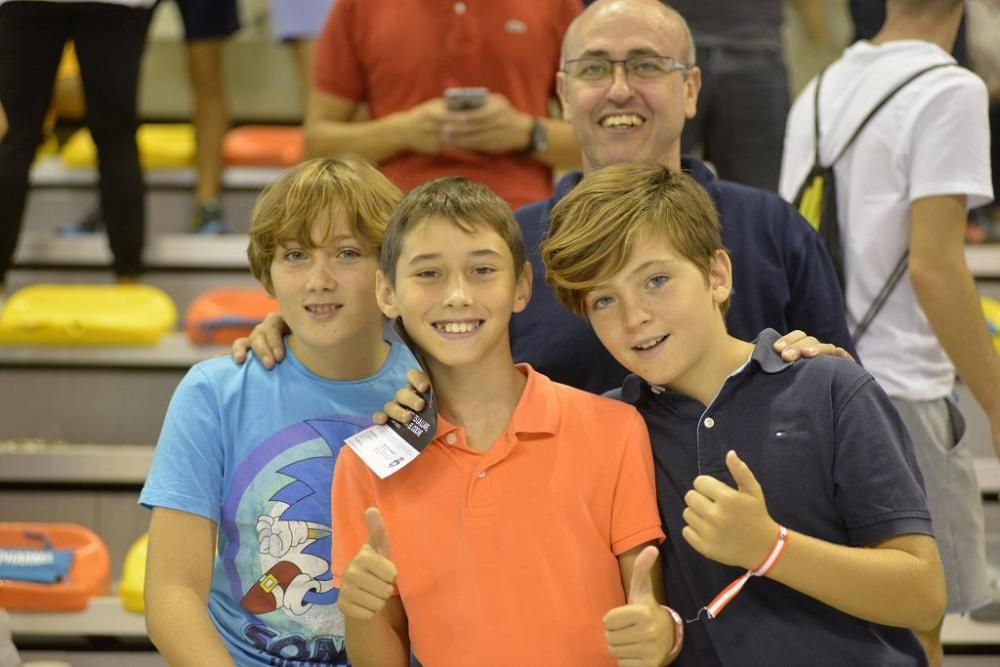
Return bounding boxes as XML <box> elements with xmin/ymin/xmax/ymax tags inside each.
<box><xmin>684</xmin><ymin>66</ymin><xmax>702</xmax><ymax>120</ymax></box>
<box><xmin>556</xmin><ymin>72</ymin><xmax>572</xmax><ymax>122</ymax></box>
<box><xmin>708</xmin><ymin>249</ymin><xmax>733</xmax><ymax>305</ymax></box>
<box><xmin>375</xmin><ymin>269</ymin><xmax>399</xmax><ymax>319</ymax></box>
<box><xmin>511</xmin><ymin>261</ymin><xmax>533</xmax><ymax>314</ymax></box>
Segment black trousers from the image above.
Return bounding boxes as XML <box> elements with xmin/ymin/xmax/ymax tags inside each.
<box><xmin>0</xmin><ymin>1</ymin><xmax>153</xmax><ymax>281</ymax></box>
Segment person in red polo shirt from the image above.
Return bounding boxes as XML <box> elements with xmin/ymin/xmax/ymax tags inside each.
<box><xmin>307</xmin><ymin>0</ymin><xmax>583</xmax><ymax>211</ymax></box>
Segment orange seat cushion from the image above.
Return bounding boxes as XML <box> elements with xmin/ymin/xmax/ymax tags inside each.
<box><xmin>224</xmin><ymin>125</ymin><xmax>304</xmax><ymax>167</ymax></box>
<box><xmin>185</xmin><ymin>287</ymin><xmax>280</xmax><ymax>346</ymax></box>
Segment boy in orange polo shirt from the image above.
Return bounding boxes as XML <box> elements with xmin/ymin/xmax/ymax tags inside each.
<box><xmin>330</xmin><ymin>177</ymin><xmax>677</xmax><ymax>667</ymax></box>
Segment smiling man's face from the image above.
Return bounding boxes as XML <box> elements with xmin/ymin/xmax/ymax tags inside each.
<box><xmin>557</xmin><ymin>0</ymin><xmax>700</xmax><ymax>173</ymax></box>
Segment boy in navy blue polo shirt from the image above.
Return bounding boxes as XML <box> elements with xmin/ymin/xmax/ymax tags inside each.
<box><xmin>542</xmin><ymin>163</ymin><xmax>946</xmax><ymax>666</ymax></box>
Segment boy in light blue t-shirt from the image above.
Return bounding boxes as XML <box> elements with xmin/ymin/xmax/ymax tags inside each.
<box><xmin>140</xmin><ymin>157</ymin><xmax>416</xmax><ymax>667</ymax></box>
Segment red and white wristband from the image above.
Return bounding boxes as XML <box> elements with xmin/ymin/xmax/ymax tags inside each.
<box><xmin>660</xmin><ymin>604</ymin><xmax>685</xmax><ymax>663</ymax></box>
<box><xmin>698</xmin><ymin>524</ymin><xmax>789</xmax><ymax>621</ymax></box>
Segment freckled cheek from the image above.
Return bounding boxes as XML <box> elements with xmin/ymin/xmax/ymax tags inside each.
<box><xmin>589</xmin><ymin>319</ymin><xmax>619</xmax><ymax>352</ymax></box>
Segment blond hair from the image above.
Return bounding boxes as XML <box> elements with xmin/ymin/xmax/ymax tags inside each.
<box><xmin>542</xmin><ymin>162</ymin><xmax>727</xmax><ymax>316</ymax></box>
<box><xmin>247</xmin><ymin>157</ymin><xmax>401</xmax><ymax>292</ymax></box>
<box><xmin>380</xmin><ymin>177</ymin><xmax>525</xmax><ymax>283</ymax></box>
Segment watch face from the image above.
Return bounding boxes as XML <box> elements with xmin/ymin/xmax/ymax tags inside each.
<box><xmin>531</xmin><ymin>120</ymin><xmax>548</xmax><ymax>152</ymax></box>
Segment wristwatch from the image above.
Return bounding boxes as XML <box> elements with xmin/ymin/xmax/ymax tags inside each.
<box><xmin>527</xmin><ymin>118</ymin><xmax>548</xmax><ymax>153</ymax></box>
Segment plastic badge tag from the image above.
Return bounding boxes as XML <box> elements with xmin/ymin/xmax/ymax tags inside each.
<box><xmin>345</xmin><ymin>319</ymin><xmax>438</xmax><ymax>479</ymax></box>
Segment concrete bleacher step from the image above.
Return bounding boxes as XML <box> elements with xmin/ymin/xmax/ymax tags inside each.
<box><xmin>0</xmin><ymin>333</ymin><xmax>226</xmax><ymax>444</ymax></box>
<box><xmin>14</xmin><ymin>160</ymin><xmax>268</xmax><ymax>315</ymax></box>
<box><xmin>29</xmin><ymin>159</ymin><xmax>283</xmax><ymax>191</ymax></box>
<box><xmin>24</xmin><ymin>158</ymin><xmax>284</xmax><ymax>237</ymax></box>
<box><xmin>12</xmin><ymin>232</ymin><xmax>251</xmax><ymax>270</ymax></box>
<box><xmin>965</xmin><ymin>245</ymin><xmax>1000</xmax><ymax>279</ymax></box>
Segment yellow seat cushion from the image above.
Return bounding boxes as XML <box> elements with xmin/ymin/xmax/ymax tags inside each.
<box><xmin>61</xmin><ymin>124</ymin><xmax>196</xmax><ymax>169</ymax></box>
<box><xmin>119</xmin><ymin>533</ymin><xmax>147</xmax><ymax>614</ymax></box>
<box><xmin>983</xmin><ymin>296</ymin><xmax>1000</xmax><ymax>355</ymax></box>
<box><xmin>0</xmin><ymin>284</ymin><xmax>177</xmax><ymax>345</ymax></box>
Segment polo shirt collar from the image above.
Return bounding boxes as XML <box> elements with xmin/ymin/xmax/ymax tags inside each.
<box><xmin>681</xmin><ymin>155</ymin><xmax>720</xmax><ymax>200</ymax></box>
<box><xmin>432</xmin><ymin>364</ymin><xmax>559</xmax><ymax>444</ymax></box>
<box><xmin>508</xmin><ymin>364</ymin><xmax>560</xmax><ymax>436</ymax></box>
<box><xmin>749</xmin><ymin>328</ymin><xmax>794</xmax><ymax>374</ymax></box>
<box><xmin>619</xmin><ymin>328</ymin><xmax>791</xmax><ymax>404</ymax></box>
<box><xmin>554</xmin><ymin>170</ymin><xmax>584</xmax><ymax>201</ymax></box>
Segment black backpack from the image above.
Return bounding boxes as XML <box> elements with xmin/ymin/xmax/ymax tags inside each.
<box><xmin>792</xmin><ymin>62</ymin><xmax>954</xmax><ymax>341</ymax></box>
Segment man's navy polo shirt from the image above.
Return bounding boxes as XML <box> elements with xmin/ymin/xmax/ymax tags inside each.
<box><xmin>511</xmin><ymin>157</ymin><xmax>855</xmax><ymax>395</ymax></box>
<box><xmin>617</xmin><ymin>329</ymin><xmax>931</xmax><ymax>666</ymax></box>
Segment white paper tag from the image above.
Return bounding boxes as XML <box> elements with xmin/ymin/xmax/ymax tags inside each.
<box><xmin>345</xmin><ymin>424</ymin><xmax>422</xmax><ymax>479</ymax></box>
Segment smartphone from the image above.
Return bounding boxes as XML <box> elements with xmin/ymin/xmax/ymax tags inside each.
<box><xmin>444</xmin><ymin>87</ymin><xmax>489</xmax><ymax>111</ymax></box>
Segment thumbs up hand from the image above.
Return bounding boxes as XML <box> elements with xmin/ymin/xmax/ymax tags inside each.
<box><xmin>603</xmin><ymin>545</ymin><xmax>676</xmax><ymax>666</ymax></box>
<box><xmin>337</xmin><ymin>507</ymin><xmax>399</xmax><ymax>621</ymax></box>
<box><xmin>681</xmin><ymin>450</ymin><xmax>779</xmax><ymax>570</ymax></box>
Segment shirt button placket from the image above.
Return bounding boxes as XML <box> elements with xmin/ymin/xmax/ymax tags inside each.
<box><xmin>697</xmin><ymin>414</ymin><xmax>724</xmax><ymax>475</ymax></box>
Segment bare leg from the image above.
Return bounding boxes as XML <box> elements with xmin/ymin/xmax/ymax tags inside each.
<box><xmin>914</xmin><ymin>619</ymin><xmax>943</xmax><ymax>667</ymax></box>
<box><xmin>289</xmin><ymin>37</ymin><xmax>314</xmax><ymax>113</ymax></box>
<box><xmin>186</xmin><ymin>38</ymin><xmax>227</xmax><ymax>204</ymax></box>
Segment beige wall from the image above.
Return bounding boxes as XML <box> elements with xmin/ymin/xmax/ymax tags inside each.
<box><xmin>138</xmin><ymin>0</ymin><xmax>304</xmax><ymax>122</ymax></box>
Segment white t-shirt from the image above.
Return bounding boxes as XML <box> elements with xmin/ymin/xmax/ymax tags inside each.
<box><xmin>779</xmin><ymin>40</ymin><xmax>993</xmax><ymax>401</ymax></box>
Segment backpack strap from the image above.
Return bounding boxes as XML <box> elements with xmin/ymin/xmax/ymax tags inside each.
<box><xmin>811</xmin><ymin>67</ymin><xmax>826</xmax><ymax>166</ymax></box>
<box><xmin>812</xmin><ymin>61</ymin><xmax>956</xmax><ymax>344</ymax></box>
<box><xmin>829</xmin><ymin>62</ymin><xmax>955</xmax><ymax>166</ymax></box>
<box><xmin>851</xmin><ymin>250</ymin><xmax>909</xmax><ymax>344</ymax></box>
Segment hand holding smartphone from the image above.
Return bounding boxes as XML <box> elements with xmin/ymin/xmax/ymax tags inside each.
<box><xmin>444</xmin><ymin>87</ymin><xmax>489</xmax><ymax>111</ymax></box>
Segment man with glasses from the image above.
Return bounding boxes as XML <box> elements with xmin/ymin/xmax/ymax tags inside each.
<box><xmin>511</xmin><ymin>0</ymin><xmax>854</xmax><ymax>395</ymax></box>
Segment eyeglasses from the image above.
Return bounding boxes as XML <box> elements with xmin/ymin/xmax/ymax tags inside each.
<box><xmin>562</xmin><ymin>55</ymin><xmax>691</xmax><ymax>82</ymax></box>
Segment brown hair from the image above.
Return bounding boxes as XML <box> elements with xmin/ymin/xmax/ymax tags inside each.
<box><xmin>542</xmin><ymin>162</ymin><xmax>728</xmax><ymax>316</ymax></box>
<box><xmin>247</xmin><ymin>156</ymin><xmax>401</xmax><ymax>292</ymax></box>
<box><xmin>380</xmin><ymin>177</ymin><xmax>526</xmax><ymax>283</ymax></box>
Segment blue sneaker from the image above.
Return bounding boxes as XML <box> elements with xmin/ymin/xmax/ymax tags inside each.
<box><xmin>191</xmin><ymin>200</ymin><xmax>231</xmax><ymax>235</ymax></box>
<box><xmin>58</xmin><ymin>207</ymin><xmax>103</xmax><ymax>235</ymax></box>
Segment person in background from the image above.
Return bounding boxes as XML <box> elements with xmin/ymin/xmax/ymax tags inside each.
<box><xmin>235</xmin><ymin>0</ymin><xmax>855</xmax><ymax>396</ymax></box>
<box><xmin>0</xmin><ymin>0</ymin><xmax>154</xmax><ymax>293</ymax></box>
<box><xmin>780</xmin><ymin>2</ymin><xmax>998</xmax><ymax>663</ymax></box>
<box><xmin>965</xmin><ymin>0</ymin><xmax>1000</xmax><ymax>241</ymax></box>
<box><xmin>57</xmin><ymin>0</ymin><xmax>240</xmax><ymax>236</ymax></box>
<box><xmin>269</xmin><ymin>0</ymin><xmax>335</xmax><ymax>112</ymax></box>
<box><xmin>512</xmin><ymin>0</ymin><xmax>854</xmax><ymax>394</ymax></box>
<box><xmin>304</xmin><ymin>0</ymin><xmax>583</xmax><ymax>211</ymax></box>
<box><xmin>667</xmin><ymin>0</ymin><xmax>795</xmax><ymax>192</ymax></box>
